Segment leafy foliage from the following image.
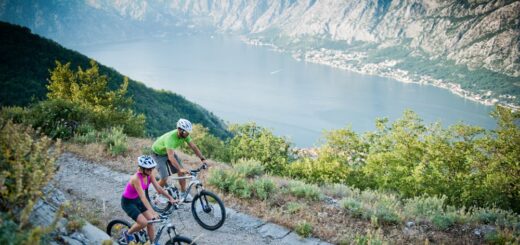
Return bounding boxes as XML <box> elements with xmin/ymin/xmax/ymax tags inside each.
<box><xmin>289</xmin><ymin>107</ymin><xmax>520</xmax><ymax>212</ymax></box>
<box><xmin>46</xmin><ymin>60</ymin><xmax>145</xmax><ymax>137</ymax></box>
<box><xmin>227</xmin><ymin>123</ymin><xmax>290</xmax><ymax>173</ymax></box>
<box><xmin>294</xmin><ymin>221</ymin><xmax>313</xmax><ymax>238</ymax></box>
<box><xmin>0</xmin><ymin>119</ymin><xmax>61</xmax><ymax>244</ymax></box>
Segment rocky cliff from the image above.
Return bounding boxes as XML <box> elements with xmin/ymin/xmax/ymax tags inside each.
<box><xmin>166</xmin><ymin>0</ymin><xmax>519</xmax><ymax>77</ymax></box>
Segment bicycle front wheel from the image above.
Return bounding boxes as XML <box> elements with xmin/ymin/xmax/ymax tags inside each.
<box><xmin>106</xmin><ymin>219</ymin><xmax>139</xmax><ymax>244</ymax></box>
<box><xmin>146</xmin><ymin>187</ymin><xmax>173</xmax><ymax>213</ymax></box>
<box><xmin>191</xmin><ymin>190</ymin><xmax>226</xmax><ymax>230</ymax></box>
<box><xmin>165</xmin><ymin>235</ymin><xmax>197</xmax><ymax>245</ymax></box>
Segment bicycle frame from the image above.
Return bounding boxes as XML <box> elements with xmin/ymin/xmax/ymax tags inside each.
<box><xmin>131</xmin><ymin>213</ymin><xmax>180</xmax><ymax>243</ymax></box>
<box><xmin>166</xmin><ymin>171</ymin><xmax>204</xmax><ymax>203</ymax></box>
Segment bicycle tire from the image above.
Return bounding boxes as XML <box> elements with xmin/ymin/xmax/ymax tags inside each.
<box><xmin>106</xmin><ymin>219</ymin><xmax>140</xmax><ymax>244</ymax></box>
<box><xmin>146</xmin><ymin>187</ymin><xmax>173</xmax><ymax>212</ymax></box>
<box><xmin>165</xmin><ymin>235</ymin><xmax>197</xmax><ymax>245</ymax></box>
<box><xmin>191</xmin><ymin>190</ymin><xmax>226</xmax><ymax>230</ymax></box>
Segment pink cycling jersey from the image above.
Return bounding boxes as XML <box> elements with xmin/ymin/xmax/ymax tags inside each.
<box><xmin>122</xmin><ymin>172</ymin><xmax>151</xmax><ymax>199</ymax></box>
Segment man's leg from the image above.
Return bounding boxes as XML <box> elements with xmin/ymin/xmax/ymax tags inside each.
<box><xmin>173</xmin><ymin>154</ymin><xmax>187</xmax><ymax>192</ymax></box>
<box><xmin>152</xmin><ymin>153</ymin><xmax>170</xmax><ymax>187</ymax></box>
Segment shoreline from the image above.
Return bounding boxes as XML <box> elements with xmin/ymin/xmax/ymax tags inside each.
<box><xmin>242</xmin><ymin>37</ymin><xmax>519</xmax><ymax>111</ymax></box>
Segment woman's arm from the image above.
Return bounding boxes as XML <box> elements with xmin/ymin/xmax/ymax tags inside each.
<box><xmin>150</xmin><ymin>172</ymin><xmax>175</xmax><ymax>203</ymax></box>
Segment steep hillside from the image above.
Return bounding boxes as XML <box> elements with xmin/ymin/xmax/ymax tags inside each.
<box><xmin>0</xmin><ymin>22</ymin><xmax>229</xmax><ymax>138</ymax></box>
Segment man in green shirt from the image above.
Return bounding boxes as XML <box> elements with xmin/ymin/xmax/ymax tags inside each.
<box><xmin>151</xmin><ymin>118</ymin><xmax>207</xmax><ymax>202</ymax></box>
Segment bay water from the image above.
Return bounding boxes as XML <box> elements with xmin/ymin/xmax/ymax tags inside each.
<box><xmin>74</xmin><ymin>34</ymin><xmax>496</xmax><ymax>147</ymax></box>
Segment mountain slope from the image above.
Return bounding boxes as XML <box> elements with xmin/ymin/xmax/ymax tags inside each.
<box><xmin>0</xmin><ymin>21</ymin><xmax>229</xmax><ymax>138</ymax></box>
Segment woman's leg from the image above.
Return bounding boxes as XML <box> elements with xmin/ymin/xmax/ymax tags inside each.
<box><xmin>128</xmin><ymin>213</ymin><xmax>147</xmax><ymax>234</ymax></box>
<box><xmin>142</xmin><ymin>210</ymin><xmax>156</xmax><ymax>243</ymax></box>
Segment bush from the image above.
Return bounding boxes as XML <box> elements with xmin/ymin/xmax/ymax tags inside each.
<box><xmin>0</xmin><ymin>120</ymin><xmax>61</xmax><ymax>213</ymax></box>
<box><xmin>229</xmin><ymin>177</ymin><xmax>251</xmax><ymax>198</ymax></box>
<box><xmin>323</xmin><ymin>183</ymin><xmax>359</xmax><ymax>199</ymax></box>
<box><xmin>341</xmin><ymin>198</ymin><xmax>363</xmax><ymax>217</ymax></box>
<box><xmin>234</xmin><ymin>158</ymin><xmax>265</xmax><ymax>178</ymax></box>
<box><xmin>227</xmin><ymin>123</ymin><xmax>290</xmax><ymax>173</ymax></box>
<box><xmin>73</xmin><ymin>128</ymin><xmax>99</xmax><ymax>144</ymax></box>
<box><xmin>432</xmin><ymin>214</ymin><xmax>456</xmax><ymax>230</ymax></box>
<box><xmin>101</xmin><ymin>126</ymin><xmax>128</xmax><ymax>156</ymax></box>
<box><xmin>0</xmin><ymin>106</ymin><xmax>29</xmax><ymax>124</ymax></box>
<box><xmin>0</xmin><ymin>120</ymin><xmax>61</xmax><ymax>243</ymax></box>
<box><xmin>403</xmin><ymin>195</ymin><xmax>447</xmax><ymax>220</ymax></box>
<box><xmin>285</xmin><ymin>181</ymin><xmax>321</xmax><ymax>201</ymax></box>
<box><xmin>251</xmin><ymin>178</ymin><xmax>276</xmax><ymax>200</ymax></box>
<box><xmin>286</xmin><ymin>158</ymin><xmax>350</xmax><ymax>184</ymax></box>
<box><xmin>294</xmin><ymin>221</ymin><xmax>313</xmax><ymax>238</ymax></box>
<box><xmin>469</xmin><ymin>207</ymin><xmax>519</xmax><ymax>228</ymax></box>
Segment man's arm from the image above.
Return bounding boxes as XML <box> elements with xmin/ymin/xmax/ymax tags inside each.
<box><xmin>188</xmin><ymin>141</ymin><xmax>205</xmax><ymax>161</ymax></box>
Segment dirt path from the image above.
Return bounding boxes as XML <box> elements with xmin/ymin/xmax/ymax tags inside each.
<box><xmin>54</xmin><ymin>153</ymin><xmax>331</xmax><ymax>245</ymax></box>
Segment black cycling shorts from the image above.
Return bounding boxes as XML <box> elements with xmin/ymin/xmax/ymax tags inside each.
<box><xmin>121</xmin><ymin>196</ymin><xmax>147</xmax><ymax>221</ymax></box>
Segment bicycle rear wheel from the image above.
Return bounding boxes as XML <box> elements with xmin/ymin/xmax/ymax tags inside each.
<box><xmin>165</xmin><ymin>235</ymin><xmax>197</xmax><ymax>245</ymax></box>
<box><xmin>106</xmin><ymin>219</ymin><xmax>140</xmax><ymax>244</ymax></box>
<box><xmin>191</xmin><ymin>190</ymin><xmax>226</xmax><ymax>230</ymax></box>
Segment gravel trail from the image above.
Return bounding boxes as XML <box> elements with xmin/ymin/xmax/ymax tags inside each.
<box><xmin>54</xmin><ymin>153</ymin><xmax>331</xmax><ymax>245</ymax></box>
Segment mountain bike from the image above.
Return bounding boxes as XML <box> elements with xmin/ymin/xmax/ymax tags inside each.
<box><xmin>106</xmin><ymin>210</ymin><xmax>196</xmax><ymax>245</ymax></box>
<box><xmin>145</xmin><ymin>164</ymin><xmax>226</xmax><ymax>231</ymax></box>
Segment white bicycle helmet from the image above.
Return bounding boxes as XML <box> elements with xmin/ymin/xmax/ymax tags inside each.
<box><xmin>138</xmin><ymin>155</ymin><xmax>157</xmax><ymax>169</ymax></box>
<box><xmin>176</xmin><ymin>118</ymin><xmax>193</xmax><ymax>133</ymax></box>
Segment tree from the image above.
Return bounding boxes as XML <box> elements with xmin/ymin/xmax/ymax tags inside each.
<box><xmin>46</xmin><ymin>60</ymin><xmax>144</xmax><ymax>136</ymax></box>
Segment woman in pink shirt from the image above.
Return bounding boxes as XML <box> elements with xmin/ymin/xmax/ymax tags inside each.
<box><xmin>121</xmin><ymin>155</ymin><xmax>175</xmax><ymax>244</ymax></box>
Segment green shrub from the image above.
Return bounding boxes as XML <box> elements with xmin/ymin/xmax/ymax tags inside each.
<box><xmin>227</xmin><ymin>123</ymin><xmax>290</xmax><ymax>173</ymax></box>
<box><xmin>340</xmin><ymin>197</ymin><xmax>363</xmax><ymax>217</ymax></box>
<box><xmin>432</xmin><ymin>214</ymin><xmax>456</xmax><ymax>230</ymax></box>
<box><xmin>73</xmin><ymin>128</ymin><xmax>99</xmax><ymax>144</ymax></box>
<box><xmin>286</xmin><ymin>158</ymin><xmax>350</xmax><ymax>184</ymax></box>
<box><xmin>234</xmin><ymin>158</ymin><xmax>265</xmax><ymax>178</ymax></box>
<box><xmin>286</xmin><ymin>181</ymin><xmax>321</xmax><ymax>201</ymax></box>
<box><xmin>251</xmin><ymin>178</ymin><xmax>276</xmax><ymax>200</ymax></box>
<box><xmin>229</xmin><ymin>177</ymin><xmax>251</xmax><ymax>198</ymax></box>
<box><xmin>469</xmin><ymin>207</ymin><xmax>520</xmax><ymax>228</ymax></box>
<box><xmin>0</xmin><ymin>120</ymin><xmax>61</xmax><ymax>243</ymax></box>
<box><xmin>0</xmin><ymin>120</ymin><xmax>61</xmax><ymax>213</ymax></box>
<box><xmin>101</xmin><ymin>126</ymin><xmax>128</xmax><ymax>156</ymax></box>
<box><xmin>0</xmin><ymin>106</ymin><xmax>29</xmax><ymax>124</ymax></box>
<box><xmin>207</xmin><ymin>169</ymin><xmax>230</xmax><ymax>191</ymax></box>
<box><xmin>294</xmin><ymin>221</ymin><xmax>313</xmax><ymax>238</ymax></box>
<box><xmin>46</xmin><ymin>61</ymin><xmax>146</xmax><ymax>137</ymax></box>
<box><xmin>373</xmin><ymin>201</ymin><xmax>401</xmax><ymax>225</ymax></box>
<box><xmin>323</xmin><ymin>183</ymin><xmax>359</xmax><ymax>199</ymax></box>
<box><xmin>403</xmin><ymin>195</ymin><xmax>446</xmax><ymax>220</ymax></box>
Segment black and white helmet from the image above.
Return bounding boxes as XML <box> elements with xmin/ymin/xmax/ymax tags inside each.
<box><xmin>176</xmin><ymin>118</ymin><xmax>193</xmax><ymax>133</ymax></box>
<box><xmin>138</xmin><ymin>155</ymin><xmax>157</xmax><ymax>169</ymax></box>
